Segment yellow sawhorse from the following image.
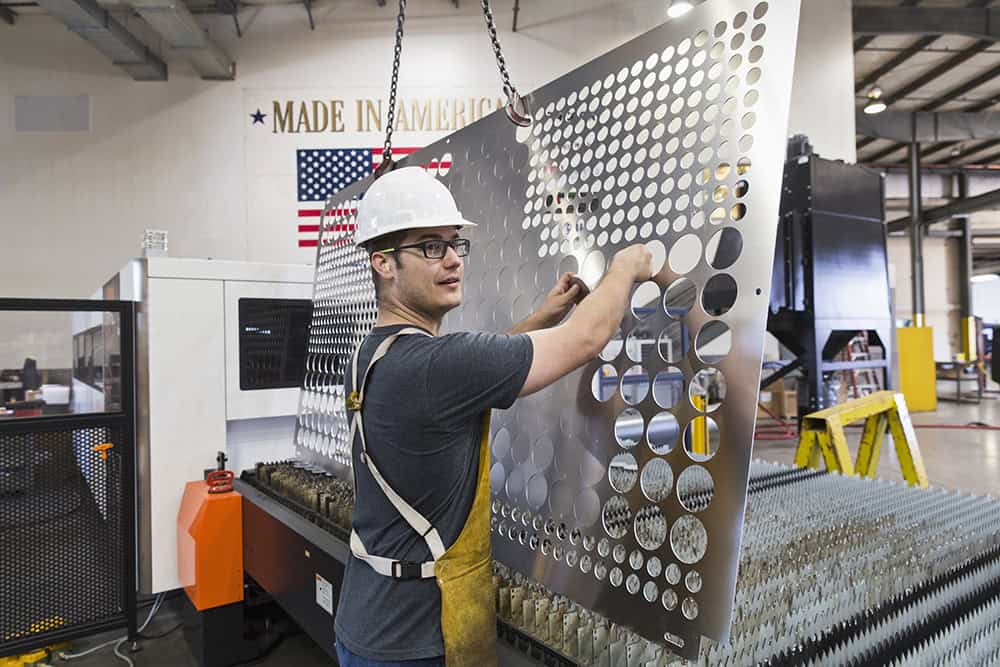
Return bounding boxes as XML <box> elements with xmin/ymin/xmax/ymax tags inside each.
<box><xmin>794</xmin><ymin>390</ymin><xmax>929</xmax><ymax>488</ymax></box>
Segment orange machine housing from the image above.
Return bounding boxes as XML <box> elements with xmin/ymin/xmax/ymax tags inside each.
<box><xmin>177</xmin><ymin>480</ymin><xmax>244</xmax><ymax>611</ymax></box>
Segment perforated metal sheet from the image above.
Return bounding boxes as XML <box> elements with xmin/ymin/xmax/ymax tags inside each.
<box><xmin>295</xmin><ymin>0</ymin><xmax>800</xmax><ymax>656</ymax></box>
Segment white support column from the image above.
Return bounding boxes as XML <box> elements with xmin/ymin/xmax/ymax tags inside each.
<box><xmin>788</xmin><ymin>0</ymin><xmax>857</xmax><ymax>162</ymax></box>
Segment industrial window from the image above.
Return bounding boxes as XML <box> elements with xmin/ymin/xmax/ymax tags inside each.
<box><xmin>238</xmin><ymin>299</ymin><xmax>313</xmax><ymax>391</ymax></box>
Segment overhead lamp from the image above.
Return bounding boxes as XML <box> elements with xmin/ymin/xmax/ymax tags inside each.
<box><xmin>863</xmin><ymin>85</ymin><xmax>887</xmax><ymax>115</ymax></box>
<box><xmin>668</xmin><ymin>0</ymin><xmax>694</xmax><ymax>18</ymax></box>
<box><xmin>971</xmin><ymin>273</ymin><xmax>999</xmax><ymax>283</ymax></box>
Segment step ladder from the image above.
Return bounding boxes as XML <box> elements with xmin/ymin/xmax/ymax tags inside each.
<box><xmin>841</xmin><ymin>332</ymin><xmax>881</xmax><ymax>399</ymax></box>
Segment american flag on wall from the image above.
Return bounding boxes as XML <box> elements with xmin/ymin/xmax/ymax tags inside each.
<box><xmin>296</xmin><ymin>147</ymin><xmax>452</xmax><ymax>248</ymax></box>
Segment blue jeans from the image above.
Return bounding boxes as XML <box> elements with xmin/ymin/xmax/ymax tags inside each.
<box><xmin>335</xmin><ymin>640</ymin><xmax>445</xmax><ymax>667</ymax></box>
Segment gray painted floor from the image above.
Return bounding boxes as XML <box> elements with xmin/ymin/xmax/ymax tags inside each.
<box><xmin>41</xmin><ymin>391</ymin><xmax>1000</xmax><ymax>666</ymax></box>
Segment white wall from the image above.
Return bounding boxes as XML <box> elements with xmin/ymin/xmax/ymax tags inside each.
<box><xmin>973</xmin><ymin>279</ymin><xmax>1000</xmax><ymax>324</ymax></box>
<box><xmin>0</xmin><ymin>311</ymin><xmax>74</xmax><ymax>370</ymax></box>
<box><xmin>888</xmin><ymin>235</ymin><xmax>962</xmax><ymax>359</ymax></box>
<box><xmin>1</xmin><ymin>0</ymin><xmax>853</xmax><ymax>300</ymax></box>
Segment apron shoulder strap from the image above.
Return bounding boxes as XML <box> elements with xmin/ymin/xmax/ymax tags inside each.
<box><xmin>348</xmin><ymin>327</ymin><xmax>445</xmax><ymax>580</ymax></box>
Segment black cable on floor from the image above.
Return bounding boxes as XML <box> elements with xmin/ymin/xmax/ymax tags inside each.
<box><xmin>137</xmin><ymin>621</ymin><xmax>182</xmax><ymax>640</ymax></box>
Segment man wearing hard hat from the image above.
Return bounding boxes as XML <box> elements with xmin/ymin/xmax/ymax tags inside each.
<box><xmin>335</xmin><ymin>166</ymin><xmax>653</xmax><ymax>667</ymax></box>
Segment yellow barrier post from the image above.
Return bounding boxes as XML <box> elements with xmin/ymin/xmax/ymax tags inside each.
<box><xmin>793</xmin><ymin>390</ymin><xmax>928</xmax><ymax>488</ymax></box>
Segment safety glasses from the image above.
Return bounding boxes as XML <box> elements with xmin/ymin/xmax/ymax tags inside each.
<box><xmin>380</xmin><ymin>238</ymin><xmax>471</xmax><ymax>260</ymax></box>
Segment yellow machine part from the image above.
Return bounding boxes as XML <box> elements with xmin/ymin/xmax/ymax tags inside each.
<box><xmin>896</xmin><ymin>326</ymin><xmax>937</xmax><ymax>412</ymax></box>
<box><xmin>0</xmin><ymin>643</ymin><xmax>69</xmax><ymax>667</ymax></box>
<box><xmin>794</xmin><ymin>390</ymin><xmax>929</xmax><ymax>488</ymax></box>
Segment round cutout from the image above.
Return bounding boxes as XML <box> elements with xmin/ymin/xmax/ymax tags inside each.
<box><xmin>492</xmin><ymin>427</ymin><xmax>511</xmax><ymax>461</ymax></box>
<box><xmin>602</xmin><ymin>495</ymin><xmax>632</xmax><ymax>540</ymax></box>
<box><xmin>580</xmin><ymin>249</ymin><xmax>607</xmax><ymax>290</ymax></box>
<box><xmin>668</xmin><ymin>234</ymin><xmax>703</xmax><ymax>275</ymax></box>
<box><xmin>663</xmin><ymin>277</ymin><xmax>696</xmax><ymax>319</ymax></box>
<box><xmin>621</xmin><ymin>365</ymin><xmax>650</xmax><ymax>405</ymax></box>
<box><xmin>702</xmin><ymin>274</ymin><xmax>737</xmax><ymax>316</ymax></box>
<box><xmin>591</xmin><ymin>364</ymin><xmax>618</xmax><ymax>402</ymax></box>
<box><xmin>526</xmin><ymin>474</ymin><xmax>549</xmax><ymax>510</ymax></box>
<box><xmin>640</xmin><ymin>458</ymin><xmax>674</xmax><ymax>502</ymax></box>
<box><xmin>631</xmin><ymin>281</ymin><xmax>660</xmax><ymax>320</ymax></box>
<box><xmin>490</xmin><ymin>462</ymin><xmax>506</xmax><ymax>495</ymax></box>
<box><xmin>695</xmin><ymin>320</ymin><xmax>732</xmax><ymax>364</ymax></box>
<box><xmin>626</xmin><ymin>325</ymin><xmax>656</xmax><ymax>363</ymax></box>
<box><xmin>658</xmin><ymin>322</ymin><xmax>686</xmax><ymax>364</ymax></box>
<box><xmin>688</xmin><ymin>368</ymin><xmax>726</xmax><ymax>412</ymax></box>
<box><xmin>614</xmin><ymin>408</ymin><xmax>645</xmax><ymax>449</ymax></box>
<box><xmin>648</xmin><ymin>412</ymin><xmax>681</xmax><ymax>455</ymax></box>
<box><xmin>670</xmin><ymin>515</ymin><xmax>708</xmax><ymax>564</ymax></box>
<box><xmin>646</xmin><ymin>239</ymin><xmax>667</xmax><ymax>275</ymax></box>
<box><xmin>634</xmin><ymin>505</ymin><xmax>668</xmax><ymax>550</ymax></box>
<box><xmin>706</xmin><ymin>227</ymin><xmax>743</xmax><ymax>270</ymax></box>
<box><xmin>601</xmin><ymin>328</ymin><xmax>624</xmax><ymax>361</ymax></box>
<box><xmin>677</xmin><ymin>465</ymin><xmax>715</xmax><ymax>512</ymax></box>
<box><xmin>609</xmin><ymin>452</ymin><xmax>638</xmax><ymax>493</ymax></box>
<box><xmin>683</xmin><ymin>416</ymin><xmax>720</xmax><ymax>461</ymax></box>
<box><xmin>653</xmin><ymin>367</ymin><xmax>684</xmax><ymax>409</ymax></box>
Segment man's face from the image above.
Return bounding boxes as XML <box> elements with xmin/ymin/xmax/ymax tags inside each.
<box><xmin>379</xmin><ymin>226</ymin><xmax>465</xmax><ymax>317</ymax></box>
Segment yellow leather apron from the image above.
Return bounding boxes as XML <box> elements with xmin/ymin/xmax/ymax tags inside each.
<box><xmin>347</xmin><ymin>328</ymin><xmax>497</xmax><ymax>666</ymax></box>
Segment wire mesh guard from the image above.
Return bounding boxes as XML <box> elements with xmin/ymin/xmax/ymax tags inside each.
<box><xmin>0</xmin><ymin>424</ymin><xmax>127</xmax><ymax>647</ymax></box>
<box><xmin>295</xmin><ymin>0</ymin><xmax>800</xmax><ymax>656</ymax></box>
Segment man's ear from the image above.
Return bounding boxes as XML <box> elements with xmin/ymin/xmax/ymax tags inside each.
<box><xmin>371</xmin><ymin>252</ymin><xmax>396</xmax><ymax>283</ymax></box>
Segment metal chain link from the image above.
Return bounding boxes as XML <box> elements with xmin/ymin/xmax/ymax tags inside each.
<box><xmin>480</xmin><ymin>0</ymin><xmax>516</xmax><ymax>98</ymax></box>
<box><xmin>480</xmin><ymin>0</ymin><xmax>531</xmax><ymax>126</ymax></box>
<box><xmin>377</xmin><ymin>0</ymin><xmax>406</xmax><ymax>176</ymax></box>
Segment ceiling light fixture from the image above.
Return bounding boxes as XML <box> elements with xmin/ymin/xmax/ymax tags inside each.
<box><xmin>863</xmin><ymin>85</ymin><xmax>887</xmax><ymax>115</ymax></box>
<box><xmin>971</xmin><ymin>273</ymin><xmax>999</xmax><ymax>283</ymax></box>
<box><xmin>668</xmin><ymin>0</ymin><xmax>694</xmax><ymax>18</ymax></box>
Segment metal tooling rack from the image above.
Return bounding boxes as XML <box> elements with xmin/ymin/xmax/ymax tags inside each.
<box><xmin>765</xmin><ymin>138</ymin><xmax>894</xmax><ymax>418</ymax></box>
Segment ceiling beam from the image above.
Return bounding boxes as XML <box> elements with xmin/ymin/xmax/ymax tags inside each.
<box><xmin>856</xmin><ymin>35</ymin><xmax>938</xmax><ymax>94</ymax></box>
<box><xmin>949</xmin><ymin>138</ymin><xmax>1000</xmax><ymax>162</ymax></box>
<box><xmin>854</xmin><ymin>6</ymin><xmax>1000</xmax><ymax>42</ymax></box>
<box><xmin>0</xmin><ymin>5</ymin><xmax>15</xmax><ymax>25</ymax></box>
<box><xmin>888</xmin><ymin>185</ymin><xmax>1000</xmax><ymax>231</ymax></box>
<box><xmin>129</xmin><ymin>0</ymin><xmax>235</xmax><ymax>80</ymax></box>
<box><xmin>854</xmin><ymin>36</ymin><xmax>876</xmax><ymax>52</ymax></box>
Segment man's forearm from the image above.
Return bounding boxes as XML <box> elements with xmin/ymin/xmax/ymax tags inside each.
<box><xmin>508</xmin><ymin>311</ymin><xmax>552</xmax><ymax>335</ymax></box>
<box><xmin>564</xmin><ymin>265</ymin><xmax>635</xmax><ymax>346</ymax></box>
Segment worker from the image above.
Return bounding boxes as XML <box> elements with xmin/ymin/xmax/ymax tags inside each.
<box><xmin>334</xmin><ymin>166</ymin><xmax>653</xmax><ymax>667</ymax></box>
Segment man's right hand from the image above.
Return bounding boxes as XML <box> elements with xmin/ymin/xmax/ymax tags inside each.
<box><xmin>610</xmin><ymin>244</ymin><xmax>655</xmax><ymax>283</ymax></box>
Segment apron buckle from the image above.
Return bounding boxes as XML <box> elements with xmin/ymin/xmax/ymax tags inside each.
<box><xmin>391</xmin><ymin>560</ymin><xmax>423</xmax><ymax>580</ymax></box>
<box><xmin>347</xmin><ymin>390</ymin><xmax>362</xmax><ymax>411</ymax></box>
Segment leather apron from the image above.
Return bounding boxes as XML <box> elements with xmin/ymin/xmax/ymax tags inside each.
<box><xmin>346</xmin><ymin>328</ymin><xmax>497</xmax><ymax>667</ymax></box>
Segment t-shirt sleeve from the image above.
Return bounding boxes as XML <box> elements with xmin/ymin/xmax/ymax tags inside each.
<box><xmin>423</xmin><ymin>331</ymin><xmax>533</xmax><ymax>424</ymax></box>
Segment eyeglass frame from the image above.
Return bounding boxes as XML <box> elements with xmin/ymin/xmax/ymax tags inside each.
<box><xmin>376</xmin><ymin>238</ymin><xmax>472</xmax><ymax>260</ymax></box>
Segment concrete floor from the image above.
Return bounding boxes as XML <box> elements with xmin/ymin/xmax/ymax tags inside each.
<box><xmin>43</xmin><ymin>389</ymin><xmax>1000</xmax><ymax>667</ymax></box>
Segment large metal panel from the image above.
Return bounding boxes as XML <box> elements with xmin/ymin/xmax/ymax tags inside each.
<box><xmin>295</xmin><ymin>0</ymin><xmax>800</xmax><ymax>656</ymax></box>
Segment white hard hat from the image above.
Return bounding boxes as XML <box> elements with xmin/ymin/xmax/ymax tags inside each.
<box><xmin>353</xmin><ymin>166</ymin><xmax>477</xmax><ymax>247</ymax></box>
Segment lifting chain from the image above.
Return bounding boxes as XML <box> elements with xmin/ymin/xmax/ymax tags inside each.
<box><xmin>374</xmin><ymin>0</ymin><xmax>407</xmax><ymax>178</ymax></box>
<box><xmin>480</xmin><ymin>0</ymin><xmax>531</xmax><ymax>127</ymax></box>
<box><xmin>374</xmin><ymin>0</ymin><xmax>530</xmax><ymax>179</ymax></box>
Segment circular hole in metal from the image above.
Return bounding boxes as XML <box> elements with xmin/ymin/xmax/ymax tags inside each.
<box><xmin>609</xmin><ymin>452</ymin><xmax>638</xmax><ymax>493</ymax></box>
<box><xmin>735</xmin><ymin>180</ymin><xmax>749</xmax><ymax>198</ymax></box>
<box><xmin>663</xmin><ymin>277</ymin><xmax>696</xmax><ymax>319</ymax></box>
<box><xmin>594</xmin><ymin>561</ymin><xmax>608</xmax><ymax>581</ymax></box>
<box><xmin>610</xmin><ymin>567</ymin><xmax>623</xmax><ymax>587</ymax></box>
<box><xmin>615</xmin><ymin>407</ymin><xmax>645</xmax><ymax>449</ymax></box>
<box><xmin>703</xmin><ymin>274</ymin><xmax>737</xmax><ymax>316</ymax></box>
<box><xmin>598</xmin><ymin>537</ymin><xmax>611</xmax><ymax>557</ymax></box>
<box><xmin>754</xmin><ymin>1</ymin><xmax>769</xmax><ymax>18</ymax></box>
<box><xmin>580</xmin><ymin>249</ymin><xmax>607</xmax><ymax>290</ymax></box>
<box><xmin>713</xmin><ymin>184</ymin><xmax>729</xmax><ymax>203</ymax></box>
<box><xmin>646</xmin><ymin>239</ymin><xmax>667</xmax><ymax>275</ymax></box>
<box><xmin>600</xmin><ymin>327</ymin><xmax>624</xmax><ymax>361</ymax></box>
<box><xmin>647</xmin><ymin>556</ymin><xmax>663</xmax><ymax>578</ymax></box>
<box><xmin>532</xmin><ymin>435</ymin><xmax>555</xmax><ymax>471</ymax></box>
<box><xmin>506</xmin><ymin>467</ymin><xmax>525</xmax><ymax>500</ymax></box>
<box><xmin>634</xmin><ymin>505</ymin><xmax>668</xmax><ymax>550</ymax></box>
<box><xmin>629</xmin><ymin>548</ymin><xmax>644</xmax><ymax>571</ymax></box>
<box><xmin>671</xmin><ymin>515</ymin><xmax>708</xmax><ymax>565</ymax></box>
<box><xmin>526</xmin><ymin>474</ymin><xmax>548</xmax><ymax>510</ymax></box>
<box><xmin>613</xmin><ymin>543</ymin><xmax>627</xmax><ymax>563</ymax></box>
<box><xmin>640</xmin><ymin>458</ymin><xmax>674</xmax><ymax>502</ymax></box>
<box><xmin>566</xmin><ymin>549</ymin><xmax>578</xmax><ymax>568</ymax></box>
<box><xmin>643</xmin><ymin>581</ymin><xmax>659</xmax><ymax>603</ymax></box>
<box><xmin>626</xmin><ymin>325</ymin><xmax>656</xmax><ymax>364</ymax></box>
<box><xmin>492</xmin><ymin>427</ymin><xmax>511</xmax><ymax>461</ymax></box>
<box><xmin>657</xmin><ymin>322</ymin><xmax>686</xmax><ymax>365</ymax></box>
<box><xmin>591</xmin><ymin>364</ymin><xmax>618</xmax><ymax>402</ymax></box>
<box><xmin>652</xmin><ymin>367</ymin><xmax>684</xmax><ymax>409</ymax></box>
<box><xmin>490</xmin><ymin>462</ymin><xmax>506</xmax><ymax>496</ymax></box>
<box><xmin>631</xmin><ymin>281</ymin><xmax>660</xmax><ymax>320</ymax></box>
<box><xmin>662</xmin><ymin>588</ymin><xmax>678</xmax><ymax>611</ymax></box>
<box><xmin>602</xmin><ymin>496</ymin><xmax>632</xmax><ymax>540</ymax></box>
<box><xmin>583</xmin><ymin>534</ymin><xmax>596</xmax><ymax>551</ymax></box>
<box><xmin>626</xmin><ymin>573</ymin><xmax>641</xmax><ymax>595</ymax></box>
<box><xmin>648</xmin><ymin>412</ymin><xmax>680</xmax><ymax>455</ymax></box>
<box><xmin>580</xmin><ymin>554</ymin><xmax>593</xmax><ymax>573</ymax></box>
<box><xmin>665</xmin><ymin>563</ymin><xmax>681</xmax><ymax>585</ymax></box>
<box><xmin>686</xmin><ymin>570</ymin><xmax>703</xmax><ymax>593</ymax></box>
<box><xmin>734</xmin><ymin>11</ymin><xmax>748</xmax><ymax>29</ymax></box>
<box><xmin>683</xmin><ymin>416</ymin><xmax>721</xmax><ymax>462</ymax></box>
<box><xmin>751</xmin><ymin>23</ymin><xmax>766</xmax><ymax>41</ymax></box>
<box><xmin>668</xmin><ymin>234</ymin><xmax>702</xmax><ymax>275</ymax></box>
<box><xmin>682</xmin><ymin>596</ymin><xmax>699</xmax><ymax>620</ymax></box>
<box><xmin>621</xmin><ymin>365</ymin><xmax>650</xmax><ymax>405</ymax></box>
<box><xmin>747</xmin><ymin>67</ymin><xmax>762</xmax><ymax>85</ymax></box>
<box><xmin>695</xmin><ymin>320</ymin><xmax>732</xmax><ymax>364</ymax></box>
<box><xmin>689</xmin><ymin>368</ymin><xmax>726</xmax><ymax>413</ymax></box>
<box><xmin>749</xmin><ymin>45</ymin><xmax>764</xmax><ymax>63</ymax></box>
<box><xmin>677</xmin><ymin>465</ymin><xmax>715</xmax><ymax>512</ymax></box>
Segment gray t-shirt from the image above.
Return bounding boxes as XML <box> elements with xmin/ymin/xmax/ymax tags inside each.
<box><xmin>334</xmin><ymin>325</ymin><xmax>533</xmax><ymax>660</ymax></box>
